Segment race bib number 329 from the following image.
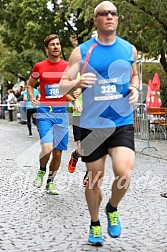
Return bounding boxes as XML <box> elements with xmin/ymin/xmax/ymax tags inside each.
<box><xmin>94</xmin><ymin>80</ymin><xmax>123</xmax><ymax>101</ymax></box>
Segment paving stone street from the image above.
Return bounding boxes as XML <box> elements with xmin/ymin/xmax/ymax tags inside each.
<box><xmin>0</xmin><ymin>120</ymin><xmax>167</xmax><ymax>252</ymax></box>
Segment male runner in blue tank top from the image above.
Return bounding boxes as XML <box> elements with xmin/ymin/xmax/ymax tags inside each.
<box><xmin>60</xmin><ymin>0</ymin><xmax>139</xmax><ymax>246</ymax></box>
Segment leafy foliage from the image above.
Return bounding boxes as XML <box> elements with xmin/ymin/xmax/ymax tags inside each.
<box><xmin>115</xmin><ymin>0</ymin><xmax>167</xmax><ymax>73</ymax></box>
<box><xmin>0</xmin><ymin>0</ymin><xmax>166</xmax><ymax>100</ymax></box>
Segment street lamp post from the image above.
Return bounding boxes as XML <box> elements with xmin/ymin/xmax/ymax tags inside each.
<box><xmin>139</xmin><ymin>55</ymin><xmax>144</xmax><ymax>103</ymax></box>
<box><xmin>0</xmin><ymin>75</ymin><xmax>4</xmax><ymax>100</ymax></box>
<box><xmin>0</xmin><ymin>75</ymin><xmax>4</xmax><ymax>118</ymax></box>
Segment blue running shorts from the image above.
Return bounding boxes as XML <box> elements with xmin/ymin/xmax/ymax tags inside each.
<box><xmin>36</xmin><ymin>106</ymin><xmax>68</xmax><ymax>150</ymax></box>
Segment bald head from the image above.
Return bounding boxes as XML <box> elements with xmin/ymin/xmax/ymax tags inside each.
<box><xmin>94</xmin><ymin>1</ymin><xmax>117</xmax><ymax>17</ymax></box>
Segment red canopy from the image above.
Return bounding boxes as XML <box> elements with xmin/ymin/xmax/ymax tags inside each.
<box><xmin>152</xmin><ymin>72</ymin><xmax>161</xmax><ymax>91</ymax></box>
<box><xmin>146</xmin><ymin>73</ymin><xmax>161</xmax><ymax>108</ymax></box>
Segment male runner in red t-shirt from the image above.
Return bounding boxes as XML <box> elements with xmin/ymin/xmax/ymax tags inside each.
<box><xmin>27</xmin><ymin>34</ymin><xmax>69</xmax><ymax>195</ymax></box>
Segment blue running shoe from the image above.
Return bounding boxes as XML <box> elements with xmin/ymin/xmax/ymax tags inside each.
<box><xmin>88</xmin><ymin>226</ymin><xmax>103</xmax><ymax>246</ymax></box>
<box><xmin>105</xmin><ymin>209</ymin><xmax>121</xmax><ymax>238</ymax></box>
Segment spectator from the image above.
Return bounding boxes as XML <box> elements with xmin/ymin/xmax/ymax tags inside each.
<box><xmin>7</xmin><ymin>89</ymin><xmax>17</xmax><ymax>121</ymax></box>
<box><xmin>14</xmin><ymin>84</ymin><xmax>25</xmax><ymax>102</ymax></box>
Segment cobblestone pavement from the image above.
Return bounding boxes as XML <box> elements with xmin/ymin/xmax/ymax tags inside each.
<box><xmin>0</xmin><ymin>120</ymin><xmax>167</xmax><ymax>252</ymax></box>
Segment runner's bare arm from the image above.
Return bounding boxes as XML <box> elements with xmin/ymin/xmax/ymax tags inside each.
<box><xmin>27</xmin><ymin>76</ymin><xmax>40</xmax><ymax>106</ymax></box>
<box><xmin>130</xmin><ymin>46</ymin><xmax>139</xmax><ymax>90</ymax></box>
<box><xmin>59</xmin><ymin>47</ymin><xmax>97</xmax><ymax>95</ymax></box>
<box><xmin>129</xmin><ymin>46</ymin><xmax>139</xmax><ymax>104</ymax></box>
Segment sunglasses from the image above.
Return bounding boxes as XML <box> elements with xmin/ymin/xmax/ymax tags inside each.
<box><xmin>95</xmin><ymin>10</ymin><xmax>118</xmax><ymax>18</ymax></box>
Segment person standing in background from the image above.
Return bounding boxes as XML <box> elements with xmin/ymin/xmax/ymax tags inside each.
<box><xmin>7</xmin><ymin>89</ymin><xmax>17</xmax><ymax>121</ymax></box>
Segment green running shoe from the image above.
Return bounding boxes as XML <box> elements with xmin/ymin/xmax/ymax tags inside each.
<box><xmin>46</xmin><ymin>182</ymin><xmax>59</xmax><ymax>195</ymax></box>
<box><xmin>33</xmin><ymin>170</ymin><xmax>46</xmax><ymax>188</ymax></box>
<box><xmin>88</xmin><ymin>226</ymin><xmax>103</xmax><ymax>246</ymax></box>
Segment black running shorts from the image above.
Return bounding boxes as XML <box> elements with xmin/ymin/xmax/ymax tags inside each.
<box><xmin>80</xmin><ymin>124</ymin><xmax>135</xmax><ymax>162</ymax></box>
<box><xmin>72</xmin><ymin>116</ymin><xmax>81</xmax><ymax>142</ymax></box>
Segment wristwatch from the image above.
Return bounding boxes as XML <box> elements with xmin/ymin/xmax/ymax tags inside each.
<box><xmin>71</xmin><ymin>99</ymin><xmax>76</xmax><ymax>105</ymax></box>
<box><xmin>131</xmin><ymin>85</ymin><xmax>139</xmax><ymax>91</ymax></box>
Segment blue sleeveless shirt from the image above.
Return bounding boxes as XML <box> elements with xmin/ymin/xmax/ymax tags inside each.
<box><xmin>79</xmin><ymin>36</ymin><xmax>134</xmax><ymax>129</ymax></box>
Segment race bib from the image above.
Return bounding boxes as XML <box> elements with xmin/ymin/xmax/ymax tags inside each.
<box><xmin>94</xmin><ymin>79</ymin><xmax>123</xmax><ymax>101</ymax></box>
<box><xmin>45</xmin><ymin>84</ymin><xmax>63</xmax><ymax>99</ymax></box>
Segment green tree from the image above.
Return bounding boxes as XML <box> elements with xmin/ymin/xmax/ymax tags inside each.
<box><xmin>115</xmin><ymin>0</ymin><xmax>167</xmax><ymax>74</ymax></box>
<box><xmin>0</xmin><ymin>0</ymin><xmax>56</xmax><ymax>82</ymax></box>
<box><xmin>0</xmin><ymin>0</ymin><xmax>167</xmax><ymax>83</ymax></box>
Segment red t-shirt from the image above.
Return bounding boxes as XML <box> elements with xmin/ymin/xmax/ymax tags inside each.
<box><xmin>31</xmin><ymin>59</ymin><xmax>68</xmax><ymax>106</ymax></box>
